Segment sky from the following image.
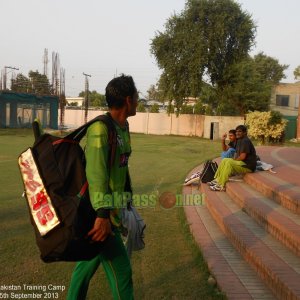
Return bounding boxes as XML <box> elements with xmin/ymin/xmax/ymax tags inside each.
<box><xmin>1</xmin><ymin>0</ymin><xmax>300</xmax><ymax>98</ymax></box>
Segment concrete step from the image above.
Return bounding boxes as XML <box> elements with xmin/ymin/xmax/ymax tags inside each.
<box><xmin>244</xmin><ymin>171</ymin><xmax>300</xmax><ymax>215</ymax></box>
<box><xmin>201</xmin><ymin>183</ymin><xmax>300</xmax><ymax>300</ymax></box>
<box><xmin>183</xmin><ymin>182</ymin><xmax>274</xmax><ymax>300</ymax></box>
<box><xmin>245</xmin><ymin>146</ymin><xmax>300</xmax><ymax>215</ymax></box>
<box><xmin>226</xmin><ymin>181</ymin><xmax>300</xmax><ymax>258</ymax></box>
<box><xmin>184</xmin><ymin>147</ymin><xmax>300</xmax><ymax>299</ymax></box>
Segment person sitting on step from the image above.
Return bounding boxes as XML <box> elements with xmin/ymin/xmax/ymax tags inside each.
<box><xmin>221</xmin><ymin>129</ymin><xmax>237</xmax><ymax>159</ymax></box>
<box><xmin>209</xmin><ymin>125</ymin><xmax>257</xmax><ymax>191</ymax></box>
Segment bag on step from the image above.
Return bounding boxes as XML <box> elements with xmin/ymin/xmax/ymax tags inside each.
<box><xmin>200</xmin><ymin>160</ymin><xmax>218</xmax><ymax>183</ymax></box>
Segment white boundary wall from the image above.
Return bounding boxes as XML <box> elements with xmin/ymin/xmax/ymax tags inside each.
<box><xmin>61</xmin><ymin>109</ymin><xmax>244</xmax><ymax>139</ymax></box>
<box><xmin>203</xmin><ymin>115</ymin><xmax>245</xmax><ymax>139</ymax></box>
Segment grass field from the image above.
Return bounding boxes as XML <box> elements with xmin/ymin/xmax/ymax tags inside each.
<box><xmin>0</xmin><ymin>129</ymin><xmax>224</xmax><ymax>299</ymax></box>
<box><xmin>1</xmin><ymin>128</ymin><xmax>299</xmax><ymax>299</ymax></box>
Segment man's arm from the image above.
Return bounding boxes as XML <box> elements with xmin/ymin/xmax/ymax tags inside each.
<box><xmin>234</xmin><ymin>153</ymin><xmax>247</xmax><ymax>161</ymax></box>
<box><xmin>85</xmin><ymin>121</ymin><xmax>112</xmax><ymax>242</ymax></box>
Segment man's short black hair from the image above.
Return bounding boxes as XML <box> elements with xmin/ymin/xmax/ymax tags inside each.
<box><xmin>229</xmin><ymin>129</ymin><xmax>236</xmax><ymax>135</ymax></box>
<box><xmin>236</xmin><ymin>125</ymin><xmax>247</xmax><ymax>133</ymax></box>
<box><xmin>105</xmin><ymin>74</ymin><xmax>137</xmax><ymax>109</ymax></box>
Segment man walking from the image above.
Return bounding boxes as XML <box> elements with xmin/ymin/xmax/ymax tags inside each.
<box><xmin>67</xmin><ymin>74</ymin><xmax>138</xmax><ymax>299</ymax></box>
<box><xmin>209</xmin><ymin>125</ymin><xmax>256</xmax><ymax>191</ymax></box>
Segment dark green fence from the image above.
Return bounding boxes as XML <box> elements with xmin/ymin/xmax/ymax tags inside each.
<box><xmin>0</xmin><ymin>92</ymin><xmax>58</xmax><ymax>129</ymax></box>
<box><xmin>283</xmin><ymin>116</ymin><xmax>297</xmax><ymax>140</ymax></box>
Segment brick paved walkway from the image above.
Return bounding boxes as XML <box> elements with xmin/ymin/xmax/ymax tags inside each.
<box><xmin>184</xmin><ymin>146</ymin><xmax>300</xmax><ymax>300</ymax></box>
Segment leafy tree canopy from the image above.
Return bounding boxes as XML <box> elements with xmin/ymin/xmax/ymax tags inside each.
<box><xmin>253</xmin><ymin>52</ymin><xmax>288</xmax><ymax>85</ymax></box>
<box><xmin>180</xmin><ymin>104</ymin><xmax>194</xmax><ymax>114</ymax></box>
<box><xmin>146</xmin><ymin>84</ymin><xmax>162</xmax><ymax>101</ymax></box>
<box><xmin>11</xmin><ymin>71</ymin><xmax>52</xmax><ymax>95</ymax></box>
<box><xmin>28</xmin><ymin>71</ymin><xmax>52</xmax><ymax>95</ymax></box>
<box><xmin>294</xmin><ymin>65</ymin><xmax>300</xmax><ymax>80</ymax></box>
<box><xmin>11</xmin><ymin>74</ymin><xmax>31</xmax><ymax>93</ymax></box>
<box><xmin>219</xmin><ymin>53</ymin><xmax>288</xmax><ymax>115</ymax></box>
<box><xmin>149</xmin><ymin>103</ymin><xmax>160</xmax><ymax>113</ymax></box>
<box><xmin>137</xmin><ymin>102</ymin><xmax>146</xmax><ymax>112</ymax></box>
<box><xmin>151</xmin><ymin>0</ymin><xmax>288</xmax><ymax>116</ymax></box>
<box><xmin>78</xmin><ymin>90</ymin><xmax>106</xmax><ymax>107</ymax></box>
<box><xmin>194</xmin><ymin>101</ymin><xmax>206</xmax><ymax>114</ymax></box>
<box><xmin>151</xmin><ymin>0</ymin><xmax>256</xmax><ymax>112</ymax></box>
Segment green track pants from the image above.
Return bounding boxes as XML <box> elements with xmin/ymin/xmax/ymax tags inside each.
<box><xmin>214</xmin><ymin>158</ymin><xmax>251</xmax><ymax>187</ymax></box>
<box><xmin>67</xmin><ymin>232</ymin><xmax>133</xmax><ymax>300</ymax></box>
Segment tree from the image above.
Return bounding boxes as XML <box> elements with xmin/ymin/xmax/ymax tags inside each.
<box><xmin>149</xmin><ymin>103</ymin><xmax>160</xmax><ymax>113</ymax></box>
<box><xmin>78</xmin><ymin>90</ymin><xmax>106</xmax><ymax>107</ymax></box>
<box><xmin>11</xmin><ymin>71</ymin><xmax>52</xmax><ymax>95</ymax></box>
<box><xmin>219</xmin><ymin>53</ymin><xmax>288</xmax><ymax>115</ymax></box>
<box><xmin>28</xmin><ymin>70</ymin><xmax>52</xmax><ymax>95</ymax></box>
<box><xmin>147</xmin><ymin>84</ymin><xmax>161</xmax><ymax>101</ymax></box>
<box><xmin>167</xmin><ymin>103</ymin><xmax>175</xmax><ymax>114</ymax></box>
<box><xmin>11</xmin><ymin>74</ymin><xmax>31</xmax><ymax>93</ymax></box>
<box><xmin>294</xmin><ymin>65</ymin><xmax>300</xmax><ymax>80</ymax></box>
<box><xmin>180</xmin><ymin>104</ymin><xmax>194</xmax><ymax>114</ymax></box>
<box><xmin>151</xmin><ymin>0</ymin><xmax>256</xmax><ymax>112</ymax></box>
<box><xmin>137</xmin><ymin>102</ymin><xmax>146</xmax><ymax>112</ymax></box>
<box><xmin>194</xmin><ymin>101</ymin><xmax>206</xmax><ymax>114</ymax></box>
<box><xmin>198</xmin><ymin>82</ymin><xmax>217</xmax><ymax>114</ymax></box>
<box><xmin>220</xmin><ymin>58</ymin><xmax>272</xmax><ymax>115</ymax></box>
<box><xmin>253</xmin><ymin>52</ymin><xmax>288</xmax><ymax>85</ymax></box>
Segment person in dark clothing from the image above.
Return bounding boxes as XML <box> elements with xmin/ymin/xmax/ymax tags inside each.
<box><xmin>235</xmin><ymin>125</ymin><xmax>257</xmax><ymax>172</ymax></box>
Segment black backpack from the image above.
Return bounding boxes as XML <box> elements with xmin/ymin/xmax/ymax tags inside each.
<box><xmin>200</xmin><ymin>160</ymin><xmax>218</xmax><ymax>183</ymax></box>
<box><xmin>18</xmin><ymin>114</ymin><xmax>121</xmax><ymax>263</ymax></box>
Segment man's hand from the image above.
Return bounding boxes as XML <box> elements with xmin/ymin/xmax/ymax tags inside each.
<box><xmin>88</xmin><ymin>217</ymin><xmax>113</xmax><ymax>242</ymax></box>
<box><xmin>222</xmin><ymin>133</ymin><xmax>228</xmax><ymax>151</ymax></box>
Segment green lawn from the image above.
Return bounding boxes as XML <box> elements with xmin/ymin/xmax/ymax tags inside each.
<box><xmin>0</xmin><ymin>129</ymin><xmax>226</xmax><ymax>299</ymax></box>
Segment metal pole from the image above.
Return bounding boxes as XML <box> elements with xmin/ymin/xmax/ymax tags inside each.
<box><xmin>4</xmin><ymin>66</ymin><xmax>19</xmax><ymax>90</ymax></box>
<box><xmin>83</xmin><ymin>73</ymin><xmax>91</xmax><ymax>123</ymax></box>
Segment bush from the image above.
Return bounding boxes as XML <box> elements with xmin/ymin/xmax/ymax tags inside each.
<box><xmin>167</xmin><ymin>103</ymin><xmax>175</xmax><ymax>114</ymax></box>
<box><xmin>194</xmin><ymin>102</ymin><xmax>206</xmax><ymax>114</ymax></box>
<box><xmin>245</xmin><ymin>111</ymin><xmax>287</xmax><ymax>144</ymax></box>
<box><xmin>150</xmin><ymin>103</ymin><xmax>160</xmax><ymax>113</ymax></box>
<box><xmin>137</xmin><ymin>102</ymin><xmax>146</xmax><ymax>112</ymax></box>
<box><xmin>204</xmin><ymin>105</ymin><xmax>213</xmax><ymax>116</ymax></box>
<box><xmin>180</xmin><ymin>104</ymin><xmax>194</xmax><ymax>114</ymax></box>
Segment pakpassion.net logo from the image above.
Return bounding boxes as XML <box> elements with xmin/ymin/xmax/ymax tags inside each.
<box><xmin>92</xmin><ymin>191</ymin><xmax>205</xmax><ymax>209</ymax></box>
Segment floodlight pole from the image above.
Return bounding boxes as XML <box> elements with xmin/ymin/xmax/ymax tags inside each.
<box><xmin>4</xmin><ymin>66</ymin><xmax>19</xmax><ymax>90</ymax></box>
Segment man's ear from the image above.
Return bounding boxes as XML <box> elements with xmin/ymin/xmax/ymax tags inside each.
<box><xmin>125</xmin><ymin>96</ymin><xmax>131</xmax><ymax>106</ymax></box>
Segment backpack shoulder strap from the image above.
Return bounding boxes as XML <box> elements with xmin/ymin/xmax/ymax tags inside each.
<box><xmin>96</xmin><ymin>113</ymin><xmax>118</xmax><ymax>169</ymax></box>
<box><xmin>65</xmin><ymin>113</ymin><xmax>117</xmax><ymax>168</ymax></box>
<box><xmin>66</xmin><ymin>115</ymin><xmax>105</xmax><ymax>141</ymax></box>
